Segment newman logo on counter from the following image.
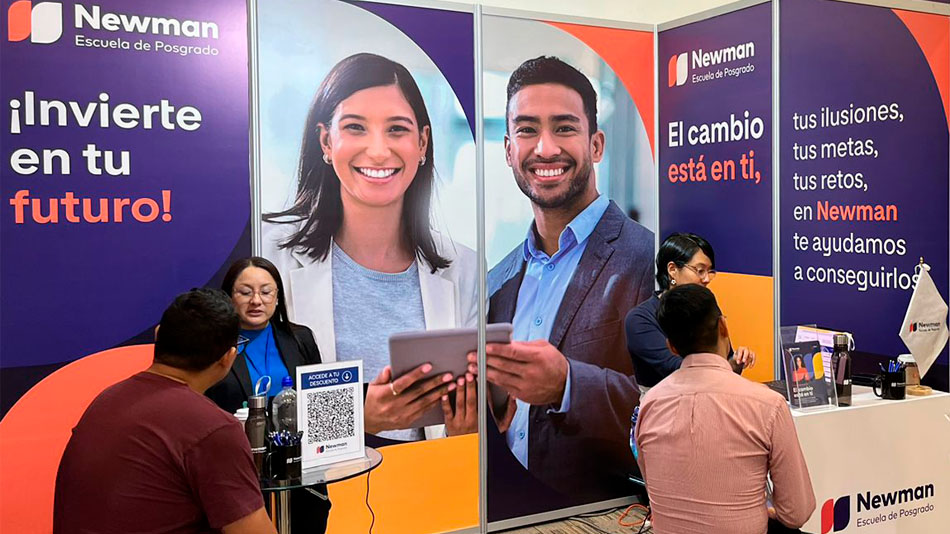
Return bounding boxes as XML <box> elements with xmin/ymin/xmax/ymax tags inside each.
<box><xmin>821</xmin><ymin>482</ymin><xmax>936</xmax><ymax>533</ymax></box>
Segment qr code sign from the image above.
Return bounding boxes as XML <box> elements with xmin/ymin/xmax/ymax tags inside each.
<box><xmin>306</xmin><ymin>388</ymin><xmax>356</xmax><ymax>444</ymax></box>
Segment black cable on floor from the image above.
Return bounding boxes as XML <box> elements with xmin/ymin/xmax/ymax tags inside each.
<box><xmin>365</xmin><ymin>471</ymin><xmax>375</xmax><ymax>534</ymax></box>
<box><xmin>636</xmin><ymin>512</ymin><xmax>651</xmax><ymax>534</ymax></box>
<box><xmin>577</xmin><ymin>506</ymin><xmax>621</xmax><ymax>518</ymax></box>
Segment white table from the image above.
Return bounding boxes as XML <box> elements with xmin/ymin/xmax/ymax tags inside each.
<box><xmin>792</xmin><ymin>386</ymin><xmax>950</xmax><ymax>533</ymax></box>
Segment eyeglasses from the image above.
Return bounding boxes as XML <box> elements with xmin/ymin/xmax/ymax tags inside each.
<box><xmin>681</xmin><ymin>263</ymin><xmax>717</xmax><ymax>281</ymax></box>
<box><xmin>232</xmin><ymin>287</ymin><xmax>278</xmax><ymax>303</ymax></box>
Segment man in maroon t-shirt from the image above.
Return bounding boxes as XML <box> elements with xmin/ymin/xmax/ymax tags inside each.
<box><xmin>54</xmin><ymin>289</ymin><xmax>277</xmax><ymax>534</ymax></box>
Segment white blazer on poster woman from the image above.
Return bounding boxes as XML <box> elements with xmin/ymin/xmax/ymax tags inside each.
<box><xmin>262</xmin><ymin>222</ymin><xmax>479</xmax><ymax>439</ymax></box>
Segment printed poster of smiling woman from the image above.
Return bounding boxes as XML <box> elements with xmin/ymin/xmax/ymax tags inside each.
<box><xmin>480</xmin><ymin>10</ymin><xmax>656</xmax><ymax>527</ymax></box>
<box><xmin>255</xmin><ymin>1</ymin><xmax>477</xmax><ymax>533</ymax></box>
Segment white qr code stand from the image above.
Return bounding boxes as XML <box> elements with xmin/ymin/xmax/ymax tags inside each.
<box><xmin>296</xmin><ymin>360</ymin><xmax>365</xmax><ymax>469</ymax></box>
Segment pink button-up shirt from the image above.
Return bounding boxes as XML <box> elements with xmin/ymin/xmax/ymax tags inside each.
<box><xmin>635</xmin><ymin>353</ymin><xmax>815</xmax><ymax>534</ymax></box>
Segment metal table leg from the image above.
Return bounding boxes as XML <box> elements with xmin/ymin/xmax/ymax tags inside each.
<box><xmin>274</xmin><ymin>489</ymin><xmax>291</xmax><ymax>533</ymax></box>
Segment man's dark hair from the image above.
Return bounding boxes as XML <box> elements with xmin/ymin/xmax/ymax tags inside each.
<box><xmin>154</xmin><ymin>289</ymin><xmax>239</xmax><ymax>371</ymax></box>
<box><xmin>656</xmin><ymin>233</ymin><xmax>715</xmax><ymax>290</ymax></box>
<box><xmin>506</xmin><ymin>56</ymin><xmax>598</xmax><ymax>133</ymax></box>
<box><xmin>657</xmin><ymin>284</ymin><xmax>722</xmax><ymax>356</ymax></box>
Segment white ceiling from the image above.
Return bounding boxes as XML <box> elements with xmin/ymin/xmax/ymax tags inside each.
<box><xmin>454</xmin><ymin>0</ymin><xmax>741</xmax><ymax>24</ymax></box>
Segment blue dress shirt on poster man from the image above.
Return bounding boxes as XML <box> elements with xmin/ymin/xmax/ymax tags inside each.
<box><xmin>468</xmin><ymin>56</ymin><xmax>654</xmax><ymax>514</ymax></box>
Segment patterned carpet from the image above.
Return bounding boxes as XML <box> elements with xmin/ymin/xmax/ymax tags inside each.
<box><xmin>500</xmin><ymin>506</ymin><xmax>652</xmax><ymax>534</ymax></box>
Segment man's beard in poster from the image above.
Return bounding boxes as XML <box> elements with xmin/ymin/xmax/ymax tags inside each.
<box><xmin>514</xmin><ymin>153</ymin><xmax>593</xmax><ymax>210</ymax></box>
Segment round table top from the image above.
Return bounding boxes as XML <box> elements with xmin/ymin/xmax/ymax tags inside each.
<box><xmin>260</xmin><ymin>446</ymin><xmax>382</xmax><ymax>492</ymax></box>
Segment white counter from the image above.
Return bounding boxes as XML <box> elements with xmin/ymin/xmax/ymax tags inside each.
<box><xmin>792</xmin><ymin>386</ymin><xmax>950</xmax><ymax>533</ymax></box>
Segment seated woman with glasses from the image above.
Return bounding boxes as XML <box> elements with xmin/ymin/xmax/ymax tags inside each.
<box><xmin>206</xmin><ymin>256</ymin><xmax>329</xmax><ymax>534</ymax></box>
<box><xmin>208</xmin><ymin>257</ymin><xmax>321</xmax><ymax>407</ymax></box>
<box><xmin>625</xmin><ymin>233</ymin><xmax>756</xmax><ymax>393</ymax></box>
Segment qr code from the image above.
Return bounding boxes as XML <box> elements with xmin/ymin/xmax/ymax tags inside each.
<box><xmin>306</xmin><ymin>388</ymin><xmax>356</xmax><ymax>444</ymax></box>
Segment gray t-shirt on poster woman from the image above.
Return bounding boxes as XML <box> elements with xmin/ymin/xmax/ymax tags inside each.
<box><xmin>331</xmin><ymin>243</ymin><xmax>426</xmax><ymax>442</ymax></box>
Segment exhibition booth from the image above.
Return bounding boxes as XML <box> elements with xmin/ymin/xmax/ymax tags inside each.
<box><xmin>1</xmin><ymin>0</ymin><xmax>948</xmax><ymax>533</ymax></box>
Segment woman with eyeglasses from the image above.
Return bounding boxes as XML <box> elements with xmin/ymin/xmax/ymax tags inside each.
<box><xmin>207</xmin><ymin>256</ymin><xmax>329</xmax><ymax>533</ymax></box>
<box><xmin>208</xmin><ymin>257</ymin><xmax>321</xmax><ymax>408</ymax></box>
<box><xmin>625</xmin><ymin>233</ymin><xmax>755</xmax><ymax>393</ymax></box>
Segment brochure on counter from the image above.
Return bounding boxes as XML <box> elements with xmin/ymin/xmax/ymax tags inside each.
<box><xmin>782</xmin><ymin>341</ymin><xmax>837</xmax><ymax>411</ymax></box>
<box><xmin>296</xmin><ymin>360</ymin><xmax>365</xmax><ymax>469</ymax></box>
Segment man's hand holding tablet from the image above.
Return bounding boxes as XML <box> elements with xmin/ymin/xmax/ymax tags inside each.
<box><xmin>442</xmin><ymin>371</ymin><xmax>477</xmax><ymax>435</ymax></box>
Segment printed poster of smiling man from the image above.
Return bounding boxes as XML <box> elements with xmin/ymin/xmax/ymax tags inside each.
<box><xmin>481</xmin><ymin>12</ymin><xmax>657</xmax><ymax>525</ymax></box>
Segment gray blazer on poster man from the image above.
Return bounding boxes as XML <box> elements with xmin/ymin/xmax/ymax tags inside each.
<box><xmin>262</xmin><ymin>221</ymin><xmax>479</xmax><ymax>440</ymax></box>
<box><xmin>487</xmin><ymin>200</ymin><xmax>654</xmax><ymax>503</ymax></box>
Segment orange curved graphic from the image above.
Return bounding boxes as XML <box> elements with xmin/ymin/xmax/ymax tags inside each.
<box><xmin>7</xmin><ymin>0</ymin><xmax>32</xmax><ymax>42</ymax></box>
<box><xmin>546</xmin><ymin>21</ymin><xmax>656</xmax><ymax>155</ymax></box>
<box><xmin>0</xmin><ymin>345</ymin><xmax>153</xmax><ymax>534</ymax></box>
<box><xmin>326</xmin><ymin>435</ymin><xmax>478</xmax><ymax>534</ymax></box>
<box><xmin>895</xmin><ymin>9</ymin><xmax>950</xmax><ymax>130</ymax></box>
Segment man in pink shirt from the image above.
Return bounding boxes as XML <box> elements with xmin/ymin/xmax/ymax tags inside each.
<box><xmin>635</xmin><ymin>284</ymin><xmax>815</xmax><ymax>534</ymax></box>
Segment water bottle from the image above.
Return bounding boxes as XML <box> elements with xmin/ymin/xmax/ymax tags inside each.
<box><xmin>245</xmin><ymin>395</ymin><xmax>268</xmax><ymax>474</ymax></box>
<box><xmin>832</xmin><ymin>334</ymin><xmax>852</xmax><ymax>406</ymax></box>
<box><xmin>629</xmin><ymin>405</ymin><xmax>640</xmax><ymax>460</ymax></box>
<box><xmin>272</xmin><ymin>376</ymin><xmax>297</xmax><ymax>433</ymax></box>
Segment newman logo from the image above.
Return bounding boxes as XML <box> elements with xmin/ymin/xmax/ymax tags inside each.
<box><xmin>910</xmin><ymin>321</ymin><xmax>940</xmax><ymax>333</ymax></box>
<box><xmin>668</xmin><ymin>53</ymin><xmax>687</xmax><ymax>87</ymax></box>
<box><xmin>692</xmin><ymin>42</ymin><xmax>755</xmax><ymax>68</ymax></box>
<box><xmin>821</xmin><ymin>495</ymin><xmax>850</xmax><ymax>533</ymax></box>
<box><xmin>669</xmin><ymin>41</ymin><xmax>755</xmax><ymax>87</ymax></box>
<box><xmin>7</xmin><ymin>2</ymin><xmax>219</xmax><ymax>45</ymax></box>
<box><xmin>7</xmin><ymin>1</ymin><xmax>62</xmax><ymax>44</ymax></box>
<box><xmin>316</xmin><ymin>442</ymin><xmax>349</xmax><ymax>454</ymax></box>
<box><xmin>822</xmin><ymin>483</ymin><xmax>935</xmax><ymax>532</ymax></box>
<box><xmin>73</xmin><ymin>4</ymin><xmax>220</xmax><ymax>39</ymax></box>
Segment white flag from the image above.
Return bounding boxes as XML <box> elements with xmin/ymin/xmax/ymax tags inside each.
<box><xmin>899</xmin><ymin>264</ymin><xmax>949</xmax><ymax>378</ymax></box>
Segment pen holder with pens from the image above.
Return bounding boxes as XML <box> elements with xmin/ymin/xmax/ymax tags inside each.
<box><xmin>873</xmin><ymin>371</ymin><xmax>906</xmax><ymax>400</ymax></box>
<box><xmin>264</xmin><ymin>431</ymin><xmax>303</xmax><ymax>480</ymax></box>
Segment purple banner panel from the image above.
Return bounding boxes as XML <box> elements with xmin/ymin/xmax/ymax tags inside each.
<box><xmin>1</xmin><ymin>1</ymin><xmax>250</xmax><ymax>372</ymax></box>
<box><xmin>780</xmin><ymin>0</ymin><xmax>949</xmax><ymax>372</ymax></box>
<box><xmin>659</xmin><ymin>2</ymin><xmax>772</xmax><ymax>276</ymax></box>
